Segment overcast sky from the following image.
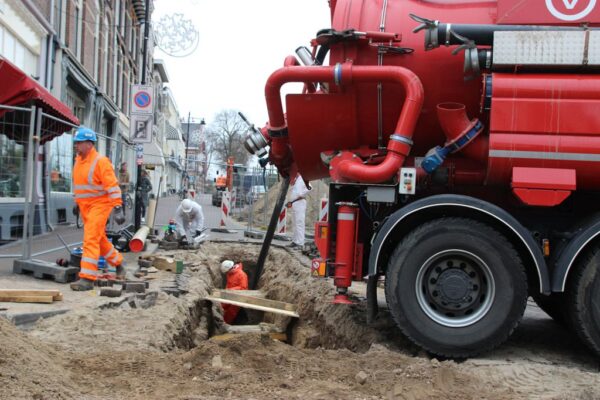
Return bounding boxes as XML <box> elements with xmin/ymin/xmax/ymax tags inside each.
<box><xmin>153</xmin><ymin>0</ymin><xmax>331</xmax><ymax>127</ymax></box>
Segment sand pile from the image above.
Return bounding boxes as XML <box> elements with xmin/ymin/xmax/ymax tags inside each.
<box><xmin>243</xmin><ymin>178</ymin><xmax>329</xmax><ymax>232</ymax></box>
<box><xmin>2</xmin><ymin>242</ymin><xmax>600</xmax><ymax>399</ymax></box>
<box><xmin>0</xmin><ymin>318</ymin><xmax>78</xmax><ymax>399</ymax></box>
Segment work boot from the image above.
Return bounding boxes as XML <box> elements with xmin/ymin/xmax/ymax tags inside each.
<box><xmin>115</xmin><ymin>265</ymin><xmax>126</xmax><ymax>280</ymax></box>
<box><xmin>70</xmin><ymin>278</ymin><xmax>95</xmax><ymax>291</ymax></box>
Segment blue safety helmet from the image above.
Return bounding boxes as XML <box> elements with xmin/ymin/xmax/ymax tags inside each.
<box><xmin>74</xmin><ymin>126</ymin><xmax>97</xmax><ymax>142</ymax></box>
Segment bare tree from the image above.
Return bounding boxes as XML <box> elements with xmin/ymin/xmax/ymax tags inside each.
<box><xmin>205</xmin><ymin>109</ymin><xmax>251</xmax><ymax>166</ymax></box>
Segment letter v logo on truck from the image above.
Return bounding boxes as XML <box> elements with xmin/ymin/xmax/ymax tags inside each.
<box><xmin>546</xmin><ymin>0</ymin><xmax>597</xmax><ymax>21</ymax></box>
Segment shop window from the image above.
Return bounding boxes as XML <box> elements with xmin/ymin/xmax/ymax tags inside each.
<box><xmin>0</xmin><ymin>135</ymin><xmax>24</xmax><ymax>198</ymax></box>
<box><xmin>49</xmin><ymin>133</ymin><xmax>73</xmax><ymax>193</ymax></box>
<box><xmin>10</xmin><ymin>213</ymin><xmax>23</xmax><ymax>239</ymax></box>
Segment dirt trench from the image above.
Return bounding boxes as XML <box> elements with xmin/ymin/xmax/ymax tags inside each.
<box><xmin>1</xmin><ymin>242</ymin><xmax>600</xmax><ymax>400</ymax></box>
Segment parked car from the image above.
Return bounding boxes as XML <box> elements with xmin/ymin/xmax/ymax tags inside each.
<box><xmin>245</xmin><ymin>185</ymin><xmax>266</xmax><ymax>204</ymax></box>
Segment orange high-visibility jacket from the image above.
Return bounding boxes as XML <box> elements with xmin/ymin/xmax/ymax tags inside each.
<box><xmin>73</xmin><ymin>147</ymin><xmax>122</xmax><ymax>207</ymax></box>
<box><xmin>223</xmin><ymin>264</ymin><xmax>248</xmax><ymax>324</ymax></box>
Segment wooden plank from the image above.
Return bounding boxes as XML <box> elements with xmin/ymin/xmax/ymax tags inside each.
<box><xmin>0</xmin><ymin>289</ymin><xmax>60</xmax><ymax>297</ymax></box>
<box><xmin>225</xmin><ymin>324</ymin><xmax>284</xmax><ymax>334</ymax></box>
<box><xmin>234</xmin><ymin>290</ymin><xmax>266</xmax><ymax>298</ymax></box>
<box><xmin>213</xmin><ymin>289</ymin><xmax>297</xmax><ymax>312</ymax></box>
<box><xmin>0</xmin><ymin>290</ymin><xmax>62</xmax><ymax>302</ymax></box>
<box><xmin>211</xmin><ymin>332</ymin><xmax>287</xmax><ymax>342</ymax></box>
<box><xmin>0</xmin><ymin>295</ymin><xmax>54</xmax><ymax>304</ymax></box>
<box><xmin>206</xmin><ymin>295</ymin><xmax>299</xmax><ymax>318</ymax></box>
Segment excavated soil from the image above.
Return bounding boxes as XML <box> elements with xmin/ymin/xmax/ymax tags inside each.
<box><xmin>1</xmin><ymin>242</ymin><xmax>600</xmax><ymax>399</ymax></box>
<box><xmin>237</xmin><ymin>179</ymin><xmax>329</xmax><ymax>232</ymax></box>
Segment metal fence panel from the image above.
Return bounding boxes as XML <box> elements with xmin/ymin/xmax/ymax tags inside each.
<box><xmin>0</xmin><ymin>105</ymin><xmax>177</xmax><ymax>262</ymax></box>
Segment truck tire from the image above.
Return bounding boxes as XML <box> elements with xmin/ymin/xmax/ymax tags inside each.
<box><xmin>566</xmin><ymin>247</ymin><xmax>600</xmax><ymax>356</ymax></box>
<box><xmin>385</xmin><ymin>217</ymin><xmax>528</xmax><ymax>358</ymax></box>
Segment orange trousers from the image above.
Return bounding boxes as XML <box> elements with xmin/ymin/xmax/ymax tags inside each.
<box><xmin>78</xmin><ymin>201</ymin><xmax>123</xmax><ymax>281</ymax></box>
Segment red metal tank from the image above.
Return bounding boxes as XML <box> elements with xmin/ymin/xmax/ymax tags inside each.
<box><xmin>284</xmin><ymin>0</ymin><xmax>496</xmax><ymax>181</ymax></box>
<box><xmin>250</xmin><ymin>0</ymin><xmax>600</xmax><ymax>200</ymax></box>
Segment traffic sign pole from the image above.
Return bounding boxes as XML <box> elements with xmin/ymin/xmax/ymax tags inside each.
<box><xmin>134</xmin><ymin>0</ymin><xmax>151</xmax><ymax>232</ymax></box>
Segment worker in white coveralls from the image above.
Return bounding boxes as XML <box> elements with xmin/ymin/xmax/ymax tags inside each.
<box><xmin>286</xmin><ymin>173</ymin><xmax>310</xmax><ymax>250</ymax></box>
<box><xmin>175</xmin><ymin>198</ymin><xmax>205</xmax><ymax>244</ymax></box>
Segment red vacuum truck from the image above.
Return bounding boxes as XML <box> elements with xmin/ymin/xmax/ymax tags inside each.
<box><xmin>245</xmin><ymin>0</ymin><xmax>600</xmax><ymax>358</ymax></box>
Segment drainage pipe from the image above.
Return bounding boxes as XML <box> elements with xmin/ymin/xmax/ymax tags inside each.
<box><xmin>129</xmin><ymin>226</ymin><xmax>150</xmax><ymax>253</ymax></box>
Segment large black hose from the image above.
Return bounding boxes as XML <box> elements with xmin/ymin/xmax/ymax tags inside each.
<box><xmin>251</xmin><ymin>177</ymin><xmax>290</xmax><ymax>289</ymax></box>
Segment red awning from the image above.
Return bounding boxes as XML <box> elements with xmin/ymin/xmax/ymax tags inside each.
<box><xmin>0</xmin><ymin>58</ymin><xmax>80</xmax><ymax>144</ymax></box>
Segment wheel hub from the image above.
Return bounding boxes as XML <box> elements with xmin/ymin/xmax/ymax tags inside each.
<box><xmin>416</xmin><ymin>250</ymin><xmax>494</xmax><ymax>328</ymax></box>
<box><xmin>437</xmin><ymin>269</ymin><xmax>471</xmax><ymax>302</ymax></box>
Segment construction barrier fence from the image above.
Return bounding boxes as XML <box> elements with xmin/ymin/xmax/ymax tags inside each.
<box><xmin>0</xmin><ymin>103</ymin><xmax>176</xmax><ymax>262</ymax></box>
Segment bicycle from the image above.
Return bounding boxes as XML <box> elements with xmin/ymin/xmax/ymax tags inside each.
<box><xmin>123</xmin><ymin>192</ymin><xmax>133</xmax><ymax>210</ymax></box>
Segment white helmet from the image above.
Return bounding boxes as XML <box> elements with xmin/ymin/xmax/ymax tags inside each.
<box><xmin>220</xmin><ymin>260</ymin><xmax>235</xmax><ymax>274</ymax></box>
<box><xmin>181</xmin><ymin>199</ymin><xmax>194</xmax><ymax>213</ymax></box>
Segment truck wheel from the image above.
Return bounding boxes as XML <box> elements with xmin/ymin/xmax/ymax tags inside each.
<box><xmin>385</xmin><ymin>217</ymin><xmax>528</xmax><ymax>358</ymax></box>
<box><xmin>566</xmin><ymin>247</ymin><xmax>600</xmax><ymax>355</ymax></box>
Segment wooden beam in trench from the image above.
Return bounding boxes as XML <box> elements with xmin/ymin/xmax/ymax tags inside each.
<box><xmin>206</xmin><ymin>289</ymin><xmax>299</xmax><ymax>318</ymax></box>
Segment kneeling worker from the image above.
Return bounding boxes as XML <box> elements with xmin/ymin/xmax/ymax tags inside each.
<box><xmin>175</xmin><ymin>198</ymin><xmax>205</xmax><ymax>244</ymax></box>
<box><xmin>70</xmin><ymin>127</ymin><xmax>126</xmax><ymax>290</ymax></box>
<box><xmin>220</xmin><ymin>260</ymin><xmax>249</xmax><ymax>324</ymax></box>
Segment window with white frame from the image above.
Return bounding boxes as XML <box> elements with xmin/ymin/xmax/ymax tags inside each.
<box><xmin>93</xmin><ymin>0</ymin><xmax>100</xmax><ymax>82</ymax></box>
<box><xmin>102</xmin><ymin>15</ymin><xmax>109</xmax><ymax>93</ymax></box>
<box><xmin>115</xmin><ymin>0</ymin><xmax>121</xmax><ymax>35</ymax></box>
<box><xmin>130</xmin><ymin>24</ymin><xmax>136</xmax><ymax>54</ymax></box>
<box><xmin>117</xmin><ymin>49</ymin><xmax>123</xmax><ymax>108</ymax></box>
<box><xmin>112</xmin><ymin>21</ymin><xmax>118</xmax><ymax>101</ymax></box>
<box><xmin>0</xmin><ymin>24</ymin><xmax>38</xmax><ymax>77</ymax></box>
<box><xmin>58</xmin><ymin>0</ymin><xmax>67</xmax><ymax>44</ymax></box>
<box><xmin>119</xmin><ymin>0</ymin><xmax>125</xmax><ymax>37</ymax></box>
<box><xmin>75</xmin><ymin>0</ymin><xmax>83</xmax><ymax>61</ymax></box>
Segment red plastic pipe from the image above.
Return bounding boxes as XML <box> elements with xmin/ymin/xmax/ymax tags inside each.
<box><xmin>437</xmin><ymin>103</ymin><xmax>472</xmax><ymax>143</ymax></box>
<box><xmin>264</xmin><ymin>64</ymin><xmax>424</xmax><ymax>183</ymax></box>
<box><xmin>437</xmin><ymin>102</ymin><xmax>487</xmax><ymax>164</ymax></box>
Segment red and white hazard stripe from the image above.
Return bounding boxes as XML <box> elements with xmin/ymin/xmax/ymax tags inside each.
<box><xmin>230</xmin><ymin>188</ymin><xmax>237</xmax><ymax>209</ymax></box>
<box><xmin>319</xmin><ymin>197</ymin><xmax>329</xmax><ymax>222</ymax></box>
<box><xmin>277</xmin><ymin>206</ymin><xmax>287</xmax><ymax>234</ymax></box>
<box><xmin>220</xmin><ymin>191</ymin><xmax>230</xmax><ymax>227</ymax></box>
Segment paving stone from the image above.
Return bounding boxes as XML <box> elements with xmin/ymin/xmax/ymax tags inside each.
<box><xmin>123</xmin><ymin>281</ymin><xmax>146</xmax><ymax>293</ymax></box>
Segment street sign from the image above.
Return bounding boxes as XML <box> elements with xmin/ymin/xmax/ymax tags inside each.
<box><xmin>131</xmin><ymin>84</ymin><xmax>153</xmax><ymax>114</ymax></box>
<box><xmin>130</xmin><ymin>114</ymin><xmax>153</xmax><ymax>143</ymax></box>
<box><xmin>135</xmin><ymin>144</ymin><xmax>144</xmax><ymax>165</ymax></box>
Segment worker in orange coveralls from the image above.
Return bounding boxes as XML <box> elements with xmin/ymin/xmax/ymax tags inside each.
<box><xmin>220</xmin><ymin>260</ymin><xmax>249</xmax><ymax>324</ymax></box>
<box><xmin>70</xmin><ymin>127</ymin><xmax>126</xmax><ymax>291</ymax></box>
